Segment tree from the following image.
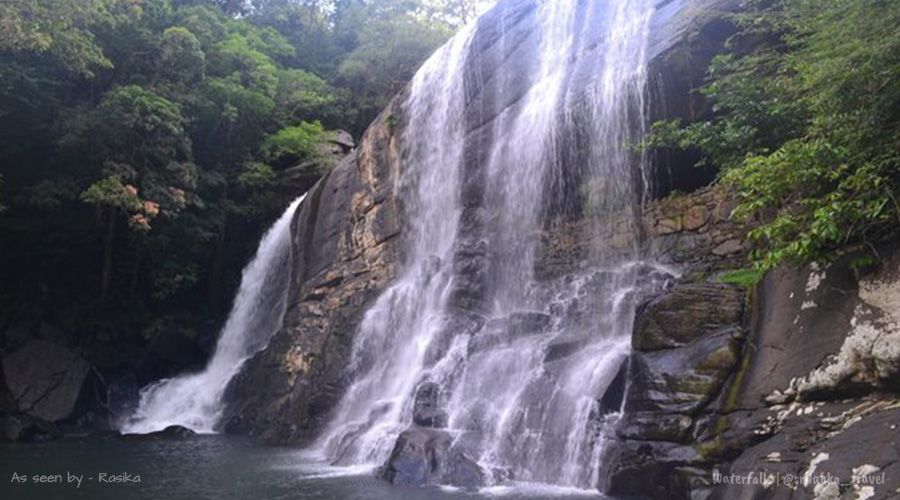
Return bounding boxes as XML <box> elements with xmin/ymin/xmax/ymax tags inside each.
<box><xmin>158</xmin><ymin>26</ymin><xmax>207</xmax><ymax>84</ymax></box>
<box><xmin>274</xmin><ymin>68</ymin><xmax>350</xmax><ymax>127</ymax></box>
<box><xmin>262</xmin><ymin>120</ymin><xmax>327</xmax><ymax>168</ymax></box>
<box><xmin>0</xmin><ymin>0</ymin><xmax>116</xmax><ymax>77</ymax></box>
<box><xmin>68</xmin><ymin>85</ymin><xmax>196</xmax><ymax>300</ymax></box>
<box><xmin>336</xmin><ymin>1</ymin><xmax>452</xmax><ymax>131</ymax></box>
<box><xmin>174</xmin><ymin>0</ymin><xmax>248</xmax><ymax>16</ymax></box>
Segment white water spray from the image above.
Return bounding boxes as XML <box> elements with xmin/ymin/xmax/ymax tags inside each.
<box><xmin>121</xmin><ymin>195</ymin><xmax>305</xmax><ymax>434</ymax></box>
<box><xmin>313</xmin><ymin>0</ymin><xmax>659</xmax><ymax>490</ymax></box>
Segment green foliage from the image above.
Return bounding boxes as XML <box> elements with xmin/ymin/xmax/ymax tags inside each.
<box><xmin>0</xmin><ymin>0</ymin><xmax>484</xmax><ymax>341</ymax></box>
<box><xmin>80</xmin><ymin>177</ymin><xmax>143</xmax><ymax>211</ymax></box>
<box><xmin>65</xmin><ymin>85</ymin><xmax>196</xmax><ymax>227</ymax></box>
<box><xmin>211</xmin><ymin>33</ymin><xmax>280</xmax><ymax>97</ymax></box>
<box><xmin>237</xmin><ymin>162</ymin><xmax>276</xmax><ymax>188</ymax></box>
<box><xmin>849</xmin><ymin>254</ymin><xmax>878</xmax><ymax>273</ymax></box>
<box><xmin>151</xmin><ymin>261</ymin><xmax>200</xmax><ymax>299</ymax></box>
<box><xmin>0</xmin><ymin>0</ymin><xmax>116</xmax><ymax>77</ymax></box>
<box><xmin>338</xmin><ymin>10</ymin><xmax>450</xmax><ymax>128</ymax></box>
<box><xmin>643</xmin><ymin>0</ymin><xmax>900</xmax><ymax>270</ymax></box>
<box><xmin>94</xmin><ymin>85</ymin><xmax>189</xmax><ymax>157</ymax></box>
<box><xmin>385</xmin><ymin>113</ymin><xmax>399</xmax><ymax>134</ymax></box>
<box><xmin>717</xmin><ymin>268</ymin><xmax>765</xmax><ymax>288</ymax></box>
<box><xmin>159</xmin><ymin>26</ymin><xmax>206</xmax><ymax>83</ymax></box>
<box><xmin>275</xmin><ymin>68</ymin><xmax>349</xmax><ymax>126</ymax></box>
<box><xmin>263</xmin><ymin>121</ymin><xmax>326</xmax><ymax>165</ymax></box>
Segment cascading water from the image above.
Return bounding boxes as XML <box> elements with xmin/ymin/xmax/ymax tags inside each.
<box><xmin>311</xmin><ymin>24</ymin><xmax>477</xmax><ymax>465</ymax></box>
<box><xmin>312</xmin><ymin>0</ymin><xmax>659</xmax><ymax>490</ymax></box>
<box><xmin>121</xmin><ymin>195</ymin><xmax>305</xmax><ymax>434</ymax></box>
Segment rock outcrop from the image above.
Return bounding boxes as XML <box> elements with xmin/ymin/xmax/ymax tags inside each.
<box><xmin>605</xmin><ymin>242</ymin><xmax>900</xmax><ymax>500</ymax></box>
<box><xmin>703</xmin><ymin>249</ymin><xmax>900</xmax><ymax>500</ymax></box>
<box><xmin>221</xmin><ymin>100</ymin><xmax>404</xmax><ymax>443</ymax></box>
<box><xmin>1</xmin><ymin>340</ymin><xmax>91</xmax><ymax>441</ymax></box>
<box><xmin>605</xmin><ymin>279</ymin><xmax>747</xmax><ymax>499</ymax></box>
<box><xmin>378</xmin><ymin>426</ymin><xmax>484</xmax><ymax>488</ymax></box>
<box><xmin>121</xmin><ymin>424</ymin><xmax>197</xmax><ymax>441</ymax></box>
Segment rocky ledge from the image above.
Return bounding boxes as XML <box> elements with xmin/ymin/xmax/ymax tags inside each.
<box><xmin>606</xmin><ymin>241</ymin><xmax>900</xmax><ymax>500</ymax></box>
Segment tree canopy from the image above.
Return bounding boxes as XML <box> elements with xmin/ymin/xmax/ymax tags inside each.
<box><xmin>0</xmin><ymin>0</ymin><xmax>488</xmax><ymax>341</ymax></box>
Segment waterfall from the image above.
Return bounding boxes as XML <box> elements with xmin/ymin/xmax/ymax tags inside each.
<box><xmin>313</xmin><ymin>0</ymin><xmax>657</xmax><ymax>490</ymax></box>
<box><xmin>121</xmin><ymin>195</ymin><xmax>305</xmax><ymax>434</ymax></box>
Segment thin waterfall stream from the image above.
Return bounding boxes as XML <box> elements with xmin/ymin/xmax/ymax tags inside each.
<box><xmin>309</xmin><ymin>0</ymin><xmax>666</xmax><ymax>490</ymax></box>
<box><xmin>121</xmin><ymin>195</ymin><xmax>306</xmax><ymax>434</ymax></box>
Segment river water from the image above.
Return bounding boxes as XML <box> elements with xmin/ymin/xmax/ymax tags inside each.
<box><xmin>1</xmin><ymin>436</ymin><xmax>609</xmax><ymax>500</ymax></box>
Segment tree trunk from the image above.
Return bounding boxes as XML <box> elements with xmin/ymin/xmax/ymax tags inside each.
<box><xmin>207</xmin><ymin>182</ymin><xmax>230</xmax><ymax>313</ymax></box>
<box><xmin>208</xmin><ymin>215</ymin><xmax>228</xmax><ymax>313</ymax></box>
<box><xmin>129</xmin><ymin>243</ymin><xmax>143</xmax><ymax>296</ymax></box>
<box><xmin>100</xmin><ymin>207</ymin><xmax>118</xmax><ymax>302</ymax></box>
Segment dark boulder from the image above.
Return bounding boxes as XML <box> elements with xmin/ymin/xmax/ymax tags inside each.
<box><xmin>121</xmin><ymin>424</ymin><xmax>196</xmax><ymax>440</ymax></box>
<box><xmin>2</xmin><ymin>340</ymin><xmax>90</xmax><ymax>422</ymax></box>
<box><xmin>604</xmin><ymin>439</ymin><xmax>700</xmax><ymax>500</ymax></box>
<box><xmin>628</xmin><ymin>327</ymin><xmax>742</xmax><ymax>414</ymax></box>
<box><xmin>1</xmin><ymin>414</ymin><xmax>60</xmax><ymax>442</ymax></box>
<box><xmin>611</xmin><ymin>244</ymin><xmax>900</xmax><ymax>500</ymax></box>
<box><xmin>711</xmin><ymin>403</ymin><xmax>900</xmax><ymax>500</ymax></box>
<box><xmin>379</xmin><ymin>426</ymin><xmax>484</xmax><ymax>489</ymax></box>
<box><xmin>616</xmin><ymin>411</ymin><xmax>693</xmax><ymax>443</ymax></box>
<box><xmin>605</xmin><ymin>278</ymin><xmax>747</xmax><ymax>498</ymax></box>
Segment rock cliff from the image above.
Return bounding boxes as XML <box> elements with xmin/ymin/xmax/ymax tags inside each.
<box><xmin>221</xmin><ymin>0</ymin><xmax>743</xmax><ymax>447</ymax></box>
<box><xmin>222</xmin><ymin>101</ymin><xmax>405</xmax><ymax>442</ymax></box>
<box><xmin>606</xmin><ymin>232</ymin><xmax>900</xmax><ymax>500</ymax></box>
<box><xmin>217</xmin><ymin>0</ymin><xmax>900</xmax><ymax>499</ymax></box>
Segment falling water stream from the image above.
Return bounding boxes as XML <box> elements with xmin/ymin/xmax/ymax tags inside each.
<box><xmin>312</xmin><ymin>0</ymin><xmax>659</xmax><ymax>491</ymax></box>
<box><xmin>121</xmin><ymin>195</ymin><xmax>305</xmax><ymax>434</ymax></box>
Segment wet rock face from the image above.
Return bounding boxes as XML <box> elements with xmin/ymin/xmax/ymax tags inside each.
<box><xmin>598</xmin><ymin>359</ymin><xmax>628</xmax><ymax>415</ymax></box>
<box><xmin>704</xmin><ymin>247</ymin><xmax>900</xmax><ymax>500</ymax></box>
<box><xmin>413</xmin><ymin>382</ymin><xmax>448</xmax><ymax>428</ymax></box>
<box><xmin>606</xmin><ymin>243</ymin><xmax>900</xmax><ymax>500</ymax></box>
<box><xmin>221</xmin><ymin>100</ymin><xmax>404</xmax><ymax>444</ymax></box>
<box><xmin>605</xmin><ymin>281</ymin><xmax>746</xmax><ymax>500</ymax></box>
<box><xmin>633</xmin><ymin>283</ymin><xmax>744</xmax><ymax>351</ymax></box>
<box><xmin>629</xmin><ymin>327</ymin><xmax>742</xmax><ymax>415</ymax></box>
<box><xmin>378</xmin><ymin>426</ymin><xmax>484</xmax><ymax>489</ymax></box>
<box><xmin>218</xmin><ymin>0</ymin><xmax>750</xmax><ymax>449</ymax></box>
<box><xmin>713</xmin><ymin>401</ymin><xmax>900</xmax><ymax>500</ymax></box>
